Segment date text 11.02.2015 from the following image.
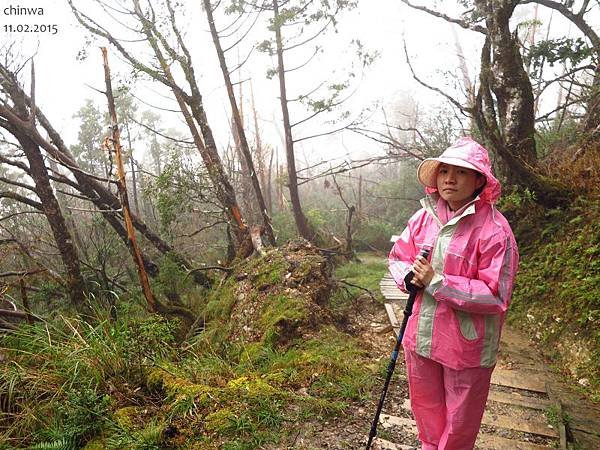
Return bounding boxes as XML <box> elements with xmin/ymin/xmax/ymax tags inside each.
<box><xmin>3</xmin><ymin>23</ymin><xmax>58</xmax><ymax>34</ymax></box>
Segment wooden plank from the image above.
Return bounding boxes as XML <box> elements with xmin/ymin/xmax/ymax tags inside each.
<box><xmin>384</xmin><ymin>303</ymin><xmax>400</xmax><ymax>329</ymax></box>
<box><xmin>380</xmin><ymin>286</ymin><xmax>404</xmax><ymax>292</ymax></box>
<box><xmin>379</xmin><ymin>413</ymin><xmax>554</xmax><ymax>449</ymax></box>
<box><xmin>476</xmin><ymin>434</ymin><xmax>554</xmax><ymax>450</ymax></box>
<box><xmin>491</xmin><ymin>368</ymin><xmax>548</xmax><ymax>393</ymax></box>
<box><xmin>381</xmin><ymin>291</ymin><xmax>406</xmax><ymax>300</ymax></box>
<box><xmin>482</xmin><ymin>411</ymin><xmax>558</xmax><ymax>438</ymax></box>
<box><xmin>381</xmin><ymin>291</ymin><xmax>406</xmax><ymax>297</ymax></box>
<box><xmin>487</xmin><ymin>390</ymin><xmax>551</xmax><ymax>410</ymax></box>
<box><xmin>545</xmin><ymin>382</ymin><xmax>567</xmax><ymax>449</ymax></box>
<box><xmin>379</xmin><ymin>283</ymin><xmax>401</xmax><ymax>289</ymax></box>
<box><xmin>400</xmin><ymin>399</ymin><xmax>558</xmax><ymax>438</ymax></box>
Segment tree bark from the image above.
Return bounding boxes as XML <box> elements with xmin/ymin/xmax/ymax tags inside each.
<box><xmin>272</xmin><ymin>0</ymin><xmax>315</xmax><ymax>242</ymax></box>
<box><xmin>475</xmin><ymin>32</ymin><xmax>571</xmax><ymax>207</ymax></box>
<box><xmin>14</xmin><ymin>130</ymin><xmax>87</xmax><ymax>309</ymax></box>
<box><xmin>476</xmin><ymin>0</ymin><xmax>537</xmax><ymax>168</ymax></box>
<box><xmin>203</xmin><ymin>0</ymin><xmax>276</xmax><ymax>246</ymax></box>
<box><xmin>102</xmin><ymin>47</ymin><xmax>158</xmax><ymax>314</ymax></box>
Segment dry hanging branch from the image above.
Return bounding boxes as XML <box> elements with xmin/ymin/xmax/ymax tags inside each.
<box><xmin>101</xmin><ymin>47</ymin><xmax>196</xmax><ymax>329</ymax></box>
<box><xmin>101</xmin><ymin>47</ymin><xmax>157</xmax><ymax>314</ymax></box>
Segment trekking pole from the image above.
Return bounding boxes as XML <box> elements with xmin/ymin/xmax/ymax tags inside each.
<box><xmin>365</xmin><ymin>246</ymin><xmax>431</xmax><ymax>450</ymax></box>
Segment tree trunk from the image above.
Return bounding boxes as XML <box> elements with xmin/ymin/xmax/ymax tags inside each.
<box><xmin>125</xmin><ymin>121</ymin><xmax>141</xmax><ymax>217</ymax></box>
<box><xmin>251</xmin><ymin>83</ymin><xmax>270</xmax><ymax>214</ymax></box>
<box><xmin>267</xmin><ymin>147</ymin><xmax>274</xmax><ymax>215</ymax></box>
<box><xmin>102</xmin><ymin>47</ymin><xmax>158</xmax><ymax>314</ymax></box>
<box><xmin>203</xmin><ymin>0</ymin><xmax>276</xmax><ymax>246</ymax></box>
<box><xmin>14</xmin><ymin>130</ymin><xmax>86</xmax><ymax>309</ymax></box>
<box><xmin>272</xmin><ymin>0</ymin><xmax>315</xmax><ymax>242</ymax></box>
<box><xmin>476</xmin><ymin>0</ymin><xmax>537</xmax><ymax>167</ymax></box>
<box><xmin>475</xmin><ymin>29</ymin><xmax>570</xmax><ymax>207</ymax></box>
<box><xmin>583</xmin><ymin>68</ymin><xmax>600</xmax><ymax>134</ymax></box>
<box><xmin>47</xmin><ymin>156</ymin><xmax>85</xmax><ymax>254</ymax></box>
<box><xmin>474</xmin><ymin>2</ymin><xmax>571</xmax><ymax>207</ymax></box>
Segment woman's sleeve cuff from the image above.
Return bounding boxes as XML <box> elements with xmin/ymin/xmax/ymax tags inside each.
<box><xmin>426</xmin><ymin>273</ymin><xmax>444</xmax><ymax>296</ymax></box>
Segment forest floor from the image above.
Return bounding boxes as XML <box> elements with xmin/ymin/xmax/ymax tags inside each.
<box><xmin>271</xmin><ymin>253</ymin><xmax>600</xmax><ymax>450</ymax></box>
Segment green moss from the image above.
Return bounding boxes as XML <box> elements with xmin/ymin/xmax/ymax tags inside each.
<box><xmin>510</xmin><ymin>198</ymin><xmax>600</xmax><ymax>400</ymax></box>
<box><xmin>259</xmin><ymin>294</ymin><xmax>309</xmax><ymax>345</ymax></box>
<box><xmin>81</xmin><ymin>437</ymin><xmax>106</xmax><ymax>449</ymax></box>
<box><xmin>203</xmin><ymin>278</ymin><xmax>238</xmax><ymax>321</ymax></box>
<box><xmin>114</xmin><ymin>407</ymin><xmax>138</xmax><ymax>430</ymax></box>
<box><xmin>205</xmin><ymin>408</ymin><xmax>238</xmax><ymax>432</ymax></box>
<box><xmin>253</xmin><ymin>253</ymin><xmax>288</xmax><ymax>288</ymax></box>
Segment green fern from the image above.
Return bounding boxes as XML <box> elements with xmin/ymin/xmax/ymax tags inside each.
<box><xmin>27</xmin><ymin>437</ymin><xmax>75</xmax><ymax>450</ymax></box>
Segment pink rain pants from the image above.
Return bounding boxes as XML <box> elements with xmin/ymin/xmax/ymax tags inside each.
<box><xmin>405</xmin><ymin>349</ymin><xmax>494</xmax><ymax>450</ymax></box>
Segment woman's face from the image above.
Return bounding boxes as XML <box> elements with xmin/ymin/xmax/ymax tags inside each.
<box><xmin>436</xmin><ymin>163</ymin><xmax>485</xmax><ymax>211</ymax></box>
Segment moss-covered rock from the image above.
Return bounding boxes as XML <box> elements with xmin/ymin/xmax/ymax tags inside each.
<box><xmin>204</xmin><ymin>240</ymin><xmax>335</xmax><ymax>348</ymax></box>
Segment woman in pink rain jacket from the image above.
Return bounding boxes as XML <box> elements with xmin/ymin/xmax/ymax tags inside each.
<box><xmin>388</xmin><ymin>137</ymin><xmax>519</xmax><ymax>450</ymax></box>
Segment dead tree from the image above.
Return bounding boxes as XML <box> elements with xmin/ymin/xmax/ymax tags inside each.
<box><xmin>0</xmin><ymin>65</ymin><xmax>87</xmax><ymax>309</ymax></box>
<box><xmin>102</xmin><ymin>48</ymin><xmax>157</xmax><ymax>314</ymax></box>
<box><xmin>203</xmin><ymin>0</ymin><xmax>276</xmax><ymax>246</ymax></box>
<box><xmin>69</xmin><ymin>0</ymin><xmax>252</xmax><ymax>254</ymax></box>
<box><xmin>0</xmin><ymin>60</ymin><xmax>209</xmax><ymax>286</ymax></box>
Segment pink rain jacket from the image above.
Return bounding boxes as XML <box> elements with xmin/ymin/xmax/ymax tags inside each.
<box><xmin>389</xmin><ymin>138</ymin><xmax>519</xmax><ymax>370</ymax></box>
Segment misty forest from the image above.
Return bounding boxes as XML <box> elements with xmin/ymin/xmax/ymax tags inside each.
<box><xmin>0</xmin><ymin>0</ymin><xmax>599</xmax><ymax>449</ymax></box>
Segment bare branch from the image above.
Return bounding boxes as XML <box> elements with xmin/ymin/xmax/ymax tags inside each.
<box><xmin>0</xmin><ymin>190</ymin><xmax>42</xmax><ymax>210</ymax></box>
<box><xmin>521</xmin><ymin>0</ymin><xmax>600</xmax><ymax>49</ymax></box>
<box><xmin>400</xmin><ymin>0</ymin><xmax>486</xmax><ymax>34</ymax></box>
<box><xmin>403</xmin><ymin>39</ymin><xmax>472</xmax><ymax>115</ymax></box>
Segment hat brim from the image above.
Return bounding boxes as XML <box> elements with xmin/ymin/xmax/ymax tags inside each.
<box><xmin>417</xmin><ymin>157</ymin><xmax>481</xmax><ymax>188</ymax></box>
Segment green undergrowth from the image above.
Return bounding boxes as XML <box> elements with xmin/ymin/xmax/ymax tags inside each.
<box><xmin>334</xmin><ymin>253</ymin><xmax>387</xmax><ymax>303</ymax></box>
<box><xmin>0</xmin><ymin>243</ymin><xmax>379</xmax><ymax>449</ymax></box>
<box><xmin>508</xmin><ymin>196</ymin><xmax>600</xmax><ymax>401</ymax></box>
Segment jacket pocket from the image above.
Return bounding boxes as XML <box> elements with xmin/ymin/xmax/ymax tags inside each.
<box><xmin>456</xmin><ymin>310</ymin><xmax>478</xmax><ymax>340</ymax></box>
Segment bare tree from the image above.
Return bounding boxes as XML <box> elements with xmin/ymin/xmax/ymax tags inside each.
<box><xmin>203</xmin><ymin>0</ymin><xmax>276</xmax><ymax>246</ymax></box>
<box><xmin>0</xmin><ymin>57</ymin><xmax>209</xmax><ymax>286</ymax></box>
<box><xmin>0</xmin><ymin>64</ymin><xmax>86</xmax><ymax>309</ymax></box>
<box><xmin>69</xmin><ymin>0</ymin><xmax>252</xmax><ymax>254</ymax></box>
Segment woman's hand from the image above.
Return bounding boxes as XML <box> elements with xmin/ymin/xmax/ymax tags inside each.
<box><xmin>411</xmin><ymin>254</ymin><xmax>435</xmax><ymax>288</ymax></box>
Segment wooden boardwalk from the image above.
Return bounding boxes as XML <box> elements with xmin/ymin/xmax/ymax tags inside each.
<box><xmin>375</xmin><ymin>271</ymin><xmax>600</xmax><ymax>450</ymax></box>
